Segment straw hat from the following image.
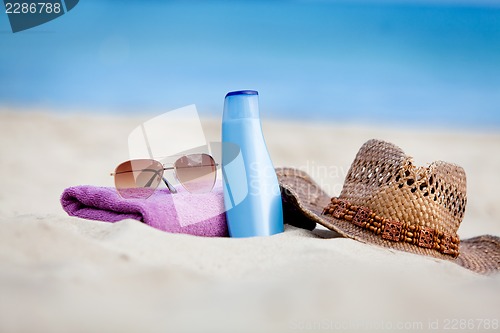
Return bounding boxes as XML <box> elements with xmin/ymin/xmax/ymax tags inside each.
<box><xmin>277</xmin><ymin>139</ymin><xmax>500</xmax><ymax>274</ymax></box>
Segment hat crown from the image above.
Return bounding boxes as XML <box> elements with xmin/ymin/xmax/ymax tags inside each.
<box><xmin>341</xmin><ymin>139</ymin><xmax>467</xmax><ymax>236</ymax></box>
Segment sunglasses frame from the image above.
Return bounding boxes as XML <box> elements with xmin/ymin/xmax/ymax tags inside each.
<box><xmin>110</xmin><ymin>153</ymin><xmax>218</xmax><ymax>198</ymax></box>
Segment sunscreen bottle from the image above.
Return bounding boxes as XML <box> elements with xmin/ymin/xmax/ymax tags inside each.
<box><xmin>222</xmin><ymin>90</ymin><xmax>284</xmax><ymax>237</ymax></box>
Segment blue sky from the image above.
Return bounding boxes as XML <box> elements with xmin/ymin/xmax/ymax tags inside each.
<box><xmin>1</xmin><ymin>0</ymin><xmax>499</xmax><ymax>128</ymax></box>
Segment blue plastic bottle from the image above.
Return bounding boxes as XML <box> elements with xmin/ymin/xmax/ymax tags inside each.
<box><xmin>222</xmin><ymin>90</ymin><xmax>284</xmax><ymax>237</ymax></box>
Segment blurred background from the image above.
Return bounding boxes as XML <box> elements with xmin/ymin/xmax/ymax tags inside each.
<box><xmin>0</xmin><ymin>0</ymin><xmax>499</xmax><ymax>128</ymax></box>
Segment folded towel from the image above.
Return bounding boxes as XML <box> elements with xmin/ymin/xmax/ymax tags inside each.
<box><xmin>60</xmin><ymin>182</ymin><xmax>228</xmax><ymax>237</ymax></box>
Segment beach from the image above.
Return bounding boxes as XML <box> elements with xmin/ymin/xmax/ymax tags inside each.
<box><xmin>1</xmin><ymin>109</ymin><xmax>499</xmax><ymax>333</ymax></box>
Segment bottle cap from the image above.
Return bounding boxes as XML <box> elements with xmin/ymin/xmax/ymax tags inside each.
<box><xmin>225</xmin><ymin>90</ymin><xmax>258</xmax><ymax>97</ymax></box>
<box><xmin>223</xmin><ymin>90</ymin><xmax>260</xmax><ymax>120</ymax></box>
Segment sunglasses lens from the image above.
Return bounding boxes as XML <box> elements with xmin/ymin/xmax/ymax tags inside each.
<box><xmin>174</xmin><ymin>153</ymin><xmax>217</xmax><ymax>193</ymax></box>
<box><xmin>114</xmin><ymin>159</ymin><xmax>163</xmax><ymax>198</ymax></box>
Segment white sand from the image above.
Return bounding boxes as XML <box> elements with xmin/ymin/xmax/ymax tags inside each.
<box><xmin>0</xmin><ymin>109</ymin><xmax>499</xmax><ymax>333</ymax></box>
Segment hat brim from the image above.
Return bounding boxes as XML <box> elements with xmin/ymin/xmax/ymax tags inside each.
<box><xmin>277</xmin><ymin>167</ymin><xmax>500</xmax><ymax>275</ymax></box>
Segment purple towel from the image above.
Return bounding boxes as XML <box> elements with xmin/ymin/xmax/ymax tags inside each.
<box><xmin>61</xmin><ymin>182</ymin><xmax>228</xmax><ymax>237</ymax></box>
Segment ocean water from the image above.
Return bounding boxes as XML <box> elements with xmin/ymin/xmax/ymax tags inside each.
<box><xmin>0</xmin><ymin>0</ymin><xmax>499</xmax><ymax>128</ymax></box>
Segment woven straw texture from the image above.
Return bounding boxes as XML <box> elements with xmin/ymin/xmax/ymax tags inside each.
<box><xmin>277</xmin><ymin>139</ymin><xmax>500</xmax><ymax>275</ymax></box>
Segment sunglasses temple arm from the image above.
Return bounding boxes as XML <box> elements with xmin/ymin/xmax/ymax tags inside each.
<box><xmin>143</xmin><ymin>169</ymin><xmax>162</xmax><ymax>187</ymax></box>
<box><xmin>163</xmin><ymin>177</ymin><xmax>178</xmax><ymax>193</ymax></box>
<box><xmin>142</xmin><ymin>169</ymin><xmax>177</xmax><ymax>194</ymax></box>
<box><xmin>138</xmin><ymin>169</ymin><xmax>175</xmax><ymax>194</ymax></box>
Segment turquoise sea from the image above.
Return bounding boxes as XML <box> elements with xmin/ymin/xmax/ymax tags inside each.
<box><xmin>1</xmin><ymin>0</ymin><xmax>499</xmax><ymax>128</ymax></box>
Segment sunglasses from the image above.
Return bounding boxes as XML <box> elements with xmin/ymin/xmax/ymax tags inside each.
<box><xmin>110</xmin><ymin>153</ymin><xmax>217</xmax><ymax>199</ymax></box>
